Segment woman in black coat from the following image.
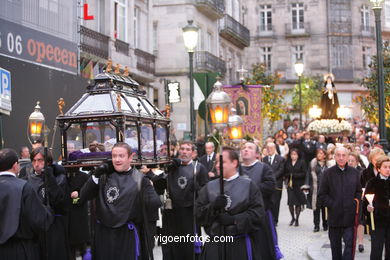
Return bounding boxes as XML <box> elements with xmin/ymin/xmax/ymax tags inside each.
<box><xmin>363</xmin><ymin>155</ymin><xmax>390</xmax><ymax>260</ymax></box>
<box><xmin>284</xmin><ymin>148</ymin><xmax>307</xmax><ymax>226</ymax></box>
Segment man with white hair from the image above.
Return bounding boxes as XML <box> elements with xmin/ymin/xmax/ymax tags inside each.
<box><xmin>199</xmin><ymin>142</ymin><xmax>217</xmax><ymax>179</ymax></box>
<box><xmin>319</xmin><ymin>146</ymin><xmax>362</xmax><ymax>260</ymax></box>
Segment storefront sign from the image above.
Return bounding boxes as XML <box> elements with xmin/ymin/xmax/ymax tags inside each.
<box><xmin>0</xmin><ymin>18</ymin><xmax>77</xmax><ymax>74</ymax></box>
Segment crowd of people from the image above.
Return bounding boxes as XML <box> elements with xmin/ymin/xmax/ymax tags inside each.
<box><xmin>0</xmin><ymin>117</ymin><xmax>389</xmax><ymax>260</ymax></box>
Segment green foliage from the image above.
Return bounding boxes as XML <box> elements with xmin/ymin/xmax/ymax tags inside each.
<box><xmin>246</xmin><ymin>63</ymin><xmax>287</xmax><ymax>122</ymax></box>
<box><xmin>354</xmin><ymin>51</ymin><xmax>390</xmax><ymax>127</ymax></box>
<box><xmin>291</xmin><ymin>75</ymin><xmax>323</xmax><ymax>114</ymax></box>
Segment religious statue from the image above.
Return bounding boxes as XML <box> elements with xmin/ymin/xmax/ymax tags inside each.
<box><xmin>106</xmin><ymin>59</ymin><xmax>112</xmax><ymax>73</ymax></box>
<box><xmin>116</xmin><ymin>94</ymin><xmax>122</xmax><ymax>112</ymax></box>
<box><xmin>320</xmin><ymin>73</ymin><xmax>340</xmax><ymax>119</ymax></box>
<box><xmin>57</xmin><ymin>98</ymin><xmax>65</xmax><ymax>115</ymax></box>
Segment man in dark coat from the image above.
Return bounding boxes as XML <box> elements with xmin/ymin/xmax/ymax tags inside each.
<box><xmin>80</xmin><ymin>142</ymin><xmax>162</xmax><ymax>260</ymax></box>
<box><xmin>0</xmin><ymin>148</ymin><xmax>53</xmax><ymax>260</ymax></box>
<box><xmin>196</xmin><ymin>146</ymin><xmax>264</xmax><ymax>260</ymax></box>
<box><xmin>263</xmin><ymin>142</ymin><xmax>285</xmax><ymax>226</ymax></box>
<box><xmin>300</xmin><ymin>132</ymin><xmax>316</xmax><ymax>165</ymax></box>
<box><xmin>199</xmin><ymin>141</ymin><xmax>217</xmax><ymax>179</ymax></box>
<box><xmin>319</xmin><ymin>146</ymin><xmax>362</xmax><ymax>260</ymax></box>
<box><xmin>240</xmin><ymin>142</ymin><xmax>277</xmax><ymax>260</ymax></box>
<box><xmin>154</xmin><ymin>141</ymin><xmax>209</xmax><ymax>260</ymax></box>
<box><xmin>19</xmin><ymin>147</ymin><xmax>70</xmax><ymax>260</ymax></box>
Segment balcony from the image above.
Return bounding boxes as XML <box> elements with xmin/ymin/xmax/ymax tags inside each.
<box><xmin>196</xmin><ymin>0</ymin><xmax>225</xmax><ymax>20</ymax></box>
<box><xmin>115</xmin><ymin>39</ymin><xmax>129</xmax><ymax>56</ymax></box>
<box><xmin>80</xmin><ymin>26</ymin><xmax>109</xmax><ymax>59</ymax></box>
<box><xmin>195</xmin><ymin>51</ymin><xmax>226</xmax><ymax>75</ymax></box>
<box><xmin>255</xmin><ymin>24</ymin><xmax>275</xmax><ymax>38</ymax></box>
<box><xmin>285</xmin><ymin>22</ymin><xmax>311</xmax><ymax>38</ymax></box>
<box><xmin>219</xmin><ymin>14</ymin><xmax>250</xmax><ymax>49</ymax></box>
<box><xmin>135</xmin><ymin>49</ymin><xmax>156</xmax><ymax>75</ymax></box>
<box><xmin>360</xmin><ymin>25</ymin><xmax>375</xmax><ymax>38</ymax></box>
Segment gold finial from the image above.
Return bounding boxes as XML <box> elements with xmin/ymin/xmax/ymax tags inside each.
<box><xmin>123</xmin><ymin>66</ymin><xmax>129</xmax><ymax>77</ymax></box>
<box><xmin>165</xmin><ymin>104</ymin><xmax>170</xmax><ymax>118</ymax></box>
<box><xmin>106</xmin><ymin>59</ymin><xmax>112</xmax><ymax>73</ymax></box>
<box><xmin>116</xmin><ymin>94</ymin><xmax>122</xmax><ymax>112</ymax></box>
<box><xmin>57</xmin><ymin>98</ymin><xmax>65</xmax><ymax>115</ymax></box>
<box><xmin>114</xmin><ymin>63</ymin><xmax>120</xmax><ymax>74</ymax></box>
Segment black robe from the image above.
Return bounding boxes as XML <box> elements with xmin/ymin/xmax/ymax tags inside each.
<box><xmin>67</xmin><ymin>170</ymin><xmax>90</xmax><ymax>246</ymax></box>
<box><xmin>0</xmin><ymin>174</ymin><xmax>53</xmax><ymax>260</ymax></box>
<box><xmin>80</xmin><ymin>169</ymin><xmax>161</xmax><ymax>260</ymax></box>
<box><xmin>154</xmin><ymin>161</ymin><xmax>208</xmax><ymax>260</ymax></box>
<box><xmin>196</xmin><ymin>175</ymin><xmax>264</xmax><ymax>260</ymax></box>
<box><xmin>19</xmin><ymin>164</ymin><xmax>70</xmax><ymax>260</ymax></box>
<box><xmin>240</xmin><ymin>161</ymin><xmax>277</xmax><ymax>260</ymax></box>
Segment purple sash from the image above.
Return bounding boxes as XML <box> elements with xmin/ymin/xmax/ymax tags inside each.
<box><xmin>267</xmin><ymin>210</ymin><xmax>284</xmax><ymax>260</ymax></box>
<box><xmin>127</xmin><ymin>222</ymin><xmax>140</xmax><ymax>260</ymax></box>
<box><xmin>234</xmin><ymin>234</ymin><xmax>253</xmax><ymax>260</ymax></box>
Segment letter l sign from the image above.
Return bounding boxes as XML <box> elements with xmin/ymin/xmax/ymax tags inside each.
<box><xmin>84</xmin><ymin>4</ymin><xmax>94</xmax><ymax>20</ymax></box>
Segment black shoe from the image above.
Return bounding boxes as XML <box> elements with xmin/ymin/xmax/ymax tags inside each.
<box><xmin>358</xmin><ymin>244</ymin><xmax>364</xmax><ymax>253</ymax></box>
<box><xmin>289</xmin><ymin>219</ymin><xmax>295</xmax><ymax>226</ymax></box>
<box><xmin>314</xmin><ymin>227</ymin><xmax>320</xmax><ymax>232</ymax></box>
<box><xmin>294</xmin><ymin>219</ymin><xmax>299</xmax><ymax>226</ymax></box>
<box><xmin>323</xmin><ymin>226</ymin><xmax>328</xmax><ymax>231</ymax></box>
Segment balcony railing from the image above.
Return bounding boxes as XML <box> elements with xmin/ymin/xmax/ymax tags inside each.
<box><xmin>115</xmin><ymin>39</ymin><xmax>129</xmax><ymax>56</ymax></box>
<box><xmin>195</xmin><ymin>51</ymin><xmax>226</xmax><ymax>75</ymax></box>
<box><xmin>219</xmin><ymin>14</ymin><xmax>250</xmax><ymax>48</ymax></box>
<box><xmin>135</xmin><ymin>48</ymin><xmax>156</xmax><ymax>74</ymax></box>
<box><xmin>80</xmin><ymin>26</ymin><xmax>109</xmax><ymax>59</ymax></box>
<box><xmin>360</xmin><ymin>25</ymin><xmax>375</xmax><ymax>38</ymax></box>
<box><xmin>196</xmin><ymin>0</ymin><xmax>225</xmax><ymax>20</ymax></box>
<box><xmin>285</xmin><ymin>22</ymin><xmax>311</xmax><ymax>37</ymax></box>
<box><xmin>256</xmin><ymin>24</ymin><xmax>274</xmax><ymax>37</ymax></box>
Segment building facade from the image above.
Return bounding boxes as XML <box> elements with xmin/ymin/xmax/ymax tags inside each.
<box><xmin>245</xmin><ymin>0</ymin><xmax>378</xmax><ymax>120</ymax></box>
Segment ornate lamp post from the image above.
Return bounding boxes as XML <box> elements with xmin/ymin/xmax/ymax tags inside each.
<box><xmin>182</xmin><ymin>20</ymin><xmax>199</xmax><ymax>142</ymax></box>
<box><xmin>294</xmin><ymin>60</ymin><xmax>304</xmax><ymax>130</ymax></box>
<box><xmin>370</xmin><ymin>0</ymin><xmax>388</xmax><ymax>150</ymax></box>
<box><xmin>206</xmin><ymin>78</ymin><xmax>231</xmax><ymax>195</ymax></box>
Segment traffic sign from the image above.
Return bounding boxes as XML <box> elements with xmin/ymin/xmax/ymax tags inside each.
<box><xmin>0</xmin><ymin>67</ymin><xmax>11</xmax><ymax>115</ymax></box>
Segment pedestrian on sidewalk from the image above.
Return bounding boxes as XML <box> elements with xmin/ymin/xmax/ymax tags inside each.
<box><xmin>363</xmin><ymin>155</ymin><xmax>390</xmax><ymax>260</ymax></box>
<box><xmin>319</xmin><ymin>146</ymin><xmax>362</xmax><ymax>260</ymax></box>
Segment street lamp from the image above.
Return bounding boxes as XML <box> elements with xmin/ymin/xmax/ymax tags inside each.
<box><xmin>370</xmin><ymin>0</ymin><xmax>388</xmax><ymax>150</ymax></box>
<box><xmin>309</xmin><ymin>105</ymin><xmax>322</xmax><ymax>119</ymax></box>
<box><xmin>28</xmin><ymin>101</ymin><xmax>45</xmax><ymax>145</ymax></box>
<box><xmin>294</xmin><ymin>60</ymin><xmax>304</xmax><ymax>130</ymax></box>
<box><xmin>337</xmin><ymin>105</ymin><xmax>350</xmax><ymax>120</ymax></box>
<box><xmin>182</xmin><ymin>20</ymin><xmax>199</xmax><ymax>142</ymax></box>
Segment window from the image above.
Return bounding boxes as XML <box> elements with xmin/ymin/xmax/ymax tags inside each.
<box><xmin>332</xmin><ymin>45</ymin><xmax>349</xmax><ymax>68</ymax></box>
<box><xmin>206</xmin><ymin>32</ymin><xmax>213</xmax><ymax>53</ymax></box>
<box><xmin>386</xmin><ymin>1</ymin><xmax>390</xmax><ymax>27</ymax></box>
<box><xmin>39</xmin><ymin>0</ymin><xmax>58</xmax><ymax>13</ymax></box>
<box><xmin>114</xmin><ymin>0</ymin><xmax>127</xmax><ymax>41</ymax></box>
<box><xmin>261</xmin><ymin>47</ymin><xmax>272</xmax><ymax>71</ymax></box>
<box><xmin>292</xmin><ymin>45</ymin><xmax>304</xmax><ymax>64</ymax></box>
<box><xmin>153</xmin><ymin>21</ymin><xmax>158</xmax><ymax>55</ymax></box>
<box><xmin>292</xmin><ymin>3</ymin><xmax>304</xmax><ymax>30</ymax></box>
<box><xmin>259</xmin><ymin>5</ymin><xmax>272</xmax><ymax>31</ymax></box>
<box><xmin>362</xmin><ymin>46</ymin><xmax>372</xmax><ymax>70</ymax></box>
<box><xmin>134</xmin><ymin>7</ymin><xmax>139</xmax><ymax>47</ymax></box>
<box><xmin>361</xmin><ymin>5</ymin><xmax>370</xmax><ymax>31</ymax></box>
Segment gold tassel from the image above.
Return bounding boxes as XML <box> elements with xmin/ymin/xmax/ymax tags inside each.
<box><xmin>325</xmin><ymin>207</ymin><xmax>328</xmax><ymax>221</ymax></box>
<box><xmin>288</xmin><ymin>174</ymin><xmax>293</xmax><ymax>188</ymax></box>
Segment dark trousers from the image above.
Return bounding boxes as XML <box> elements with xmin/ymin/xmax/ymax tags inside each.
<box><xmin>313</xmin><ymin>206</ymin><xmax>328</xmax><ymax>229</ymax></box>
<box><xmin>328</xmin><ymin>226</ymin><xmax>353</xmax><ymax>260</ymax></box>
<box><xmin>370</xmin><ymin>225</ymin><xmax>390</xmax><ymax>260</ymax></box>
<box><xmin>271</xmin><ymin>188</ymin><xmax>282</xmax><ymax>224</ymax></box>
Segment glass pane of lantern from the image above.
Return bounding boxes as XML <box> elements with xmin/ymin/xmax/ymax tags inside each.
<box><xmin>102</xmin><ymin>123</ymin><xmax>117</xmax><ymax>151</ymax></box>
<box><xmin>73</xmin><ymin>94</ymin><xmax>114</xmax><ymax>114</ymax></box>
<box><xmin>141</xmin><ymin>98</ymin><xmax>162</xmax><ymax>116</ymax></box>
<box><xmin>67</xmin><ymin>123</ymin><xmax>83</xmax><ymax>157</ymax></box>
<box><xmin>156</xmin><ymin>125</ymin><xmax>168</xmax><ymax>157</ymax></box>
<box><xmin>125</xmin><ymin>95</ymin><xmax>148</xmax><ymax>114</ymax></box>
<box><xmin>125</xmin><ymin>124</ymin><xmax>139</xmax><ymax>159</ymax></box>
<box><xmin>140</xmin><ymin>124</ymin><xmax>154</xmax><ymax>159</ymax></box>
<box><xmin>110</xmin><ymin>92</ymin><xmax>132</xmax><ymax>112</ymax></box>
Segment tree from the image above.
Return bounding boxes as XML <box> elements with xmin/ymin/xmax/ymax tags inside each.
<box><xmin>246</xmin><ymin>63</ymin><xmax>287</xmax><ymax>122</ymax></box>
<box><xmin>354</xmin><ymin>51</ymin><xmax>390</xmax><ymax>127</ymax></box>
<box><xmin>291</xmin><ymin>75</ymin><xmax>323</xmax><ymax>116</ymax></box>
